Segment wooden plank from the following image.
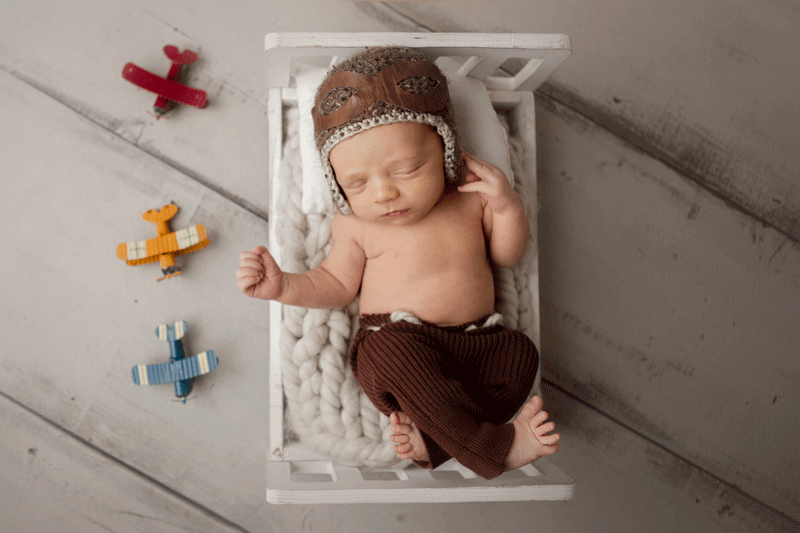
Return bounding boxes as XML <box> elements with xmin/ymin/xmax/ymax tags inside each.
<box><xmin>383</xmin><ymin>1</ymin><xmax>800</xmax><ymax>241</ymax></box>
<box><xmin>1</xmin><ymin>0</ymin><xmax>795</xmax><ymax>529</ymax></box>
<box><xmin>0</xmin><ymin>0</ymin><xmax>404</xmax><ymax>220</ymax></box>
<box><xmin>2</xmin><ymin>45</ymin><xmax>794</xmax><ymax>533</ymax></box>
<box><xmin>0</xmin><ymin>393</ymin><xmax>242</xmax><ymax>533</ymax></box>
<box><xmin>269</xmin><ymin>378</ymin><xmax>795</xmax><ymax>531</ymax></box>
<box><xmin>537</xmin><ymin>383</ymin><xmax>797</xmax><ymax>533</ymax></box>
<box><xmin>1</xmin><ymin>376</ymin><xmax>792</xmax><ymax>532</ymax></box>
<box><xmin>0</xmin><ymin>67</ymin><xmax>271</xmax><ymax>526</ymax></box>
<box><xmin>534</xmin><ymin>93</ymin><xmax>800</xmax><ymax>519</ymax></box>
<box><xmin>362</xmin><ymin>1</ymin><xmax>800</xmax><ymax>518</ymax></box>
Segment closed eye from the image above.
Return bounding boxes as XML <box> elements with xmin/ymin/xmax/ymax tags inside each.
<box><xmin>343</xmin><ymin>179</ymin><xmax>367</xmax><ymax>190</ymax></box>
<box><xmin>393</xmin><ymin>162</ymin><xmax>425</xmax><ymax>178</ymax></box>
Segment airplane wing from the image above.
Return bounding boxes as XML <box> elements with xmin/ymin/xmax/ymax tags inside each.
<box><xmin>116</xmin><ymin>239</ymin><xmax>158</xmax><ymax>265</ymax></box>
<box><xmin>122</xmin><ymin>62</ymin><xmax>208</xmax><ymax>109</ymax></box>
<box><xmin>132</xmin><ymin>350</ymin><xmax>218</xmax><ymax>386</ymax></box>
<box><xmin>173</xmin><ymin>224</ymin><xmax>210</xmax><ymax>257</ymax></box>
<box><xmin>117</xmin><ymin>224</ymin><xmax>208</xmax><ymax>265</ymax></box>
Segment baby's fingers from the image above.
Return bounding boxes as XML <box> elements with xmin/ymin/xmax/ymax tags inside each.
<box><xmin>236</xmin><ymin>264</ymin><xmax>263</xmax><ymax>279</ymax></box>
<box><xmin>461</xmin><ymin>148</ymin><xmax>486</xmax><ymax>164</ymax></box>
<box><xmin>236</xmin><ymin>269</ymin><xmax>261</xmax><ymax>293</ymax></box>
<box><xmin>462</xmin><ymin>149</ymin><xmax>502</xmax><ymax>175</ymax></box>
<box><xmin>250</xmin><ymin>246</ymin><xmax>282</xmax><ymax>276</ymax></box>
<box><xmin>239</xmin><ymin>250</ymin><xmax>263</xmax><ymax>265</ymax></box>
<box><xmin>239</xmin><ymin>254</ymin><xmax>265</xmax><ymax>270</ymax></box>
<box><xmin>240</xmin><ymin>246</ymin><xmax>279</xmax><ymax>273</ymax></box>
<box><xmin>240</xmin><ymin>246</ymin><xmax>272</xmax><ymax>262</ymax></box>
<box><xmin>458</xmin><ymin>180</ymin><xmax>494</xmax><ymax>196</ymax></box>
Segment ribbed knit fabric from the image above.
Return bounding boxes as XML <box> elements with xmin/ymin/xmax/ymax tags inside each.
<box><xmin>349</xmin><ymin>313</ymin><xmax>539</xmax><ymax>479</ymax></box>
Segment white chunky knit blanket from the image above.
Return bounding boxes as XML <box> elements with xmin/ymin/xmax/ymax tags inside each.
<box><xmin>274</xmin><ymin>106</ymin><xmax>539</xmax><ymax>468</ymax></box>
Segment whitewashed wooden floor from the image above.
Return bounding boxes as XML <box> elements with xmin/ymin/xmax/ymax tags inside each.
<box><xmin>1</xmin><ymin>1</ymin><xmax>797</xmax><ymax>532</ymax></box>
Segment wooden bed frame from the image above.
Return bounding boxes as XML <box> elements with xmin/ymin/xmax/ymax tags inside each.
<box><xmin>264</xmin><ymin>32</ymin><xmax>573</xmax><ymax>504</ymax></box>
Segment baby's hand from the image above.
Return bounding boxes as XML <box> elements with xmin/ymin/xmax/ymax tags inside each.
<box><xmin>236</xmin><ymin>246</ymin><xmax>284</xmax><ymax>300</ymax></box>
<box><xmin>458</xmin><ymin>149</ymin><xmax>521</xmax><ymax>215</ymax></box>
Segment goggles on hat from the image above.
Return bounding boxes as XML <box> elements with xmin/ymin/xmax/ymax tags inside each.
<box><xmin>312</xmin><ymin>60</ymin><xmax>449</xmax><ymax>132</ymax></box>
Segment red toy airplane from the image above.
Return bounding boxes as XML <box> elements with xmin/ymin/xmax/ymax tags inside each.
<box><xmin>122</xmin><ymin>45</ymin><xmax>208</xmax><ymax>116</ymax></box>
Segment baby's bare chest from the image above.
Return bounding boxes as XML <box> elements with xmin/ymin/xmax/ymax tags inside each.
<box><xmin>355</xmin><ymin>194</ymin><xmax>495</xmax><ymax>323</ymax></box>
<box><xmin>363</xmin><ymin>196</ymin><xmax>488</xmax><ymax>275</ymax></box>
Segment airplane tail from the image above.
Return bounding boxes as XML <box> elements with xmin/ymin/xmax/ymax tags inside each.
<box><xmin>163</xmin><ymin>45</ymin><xmax>199</xmax><ymax>65</ymax></box>
<box><xmin>156</xmin><ymin>321</ymin><xmax>188</xmax><ymax>342</ymax></box>
<box><xmin>141</xmin><ymin>203</ymin><xmax>178</xmax><ymax>224</ymax></box>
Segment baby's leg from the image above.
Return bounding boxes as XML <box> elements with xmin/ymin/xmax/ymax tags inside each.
<box><xmin>503</xmin><ymin>396</ymin><xmax>560</xmax><ymax>471</ymax></box>
<box><xmin>389</xmin><ymin>411</ymin><xmax>429</xmax><ymax>463</ymax></box>
<box><xmin>355</xmin><ymin>326</ymin><xmax>511</xmax><ymax>477</ymax></box>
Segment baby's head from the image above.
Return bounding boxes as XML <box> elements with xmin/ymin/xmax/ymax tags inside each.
<box><xmin>312</xmin><ymin>47</ymin><xmax>463</xmax><ymax>215</ymax></box>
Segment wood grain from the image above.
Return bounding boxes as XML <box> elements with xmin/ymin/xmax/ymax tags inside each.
<box><xmin>536</xmin><ymin>93</ymin><xmax>800</xmax><ymax>519</ymax></box>
<box><xmin>0</xmin><ymin>0</ymin><xmax>797</xmax><ymax>529</ymax></box>
<box><xmin>357</xmin><ymin>3</ymin><xmax>800</xmax><ymax>517</ymax></box>
<box><xmin>0</xmin><ymin>393</ymin><xmax>242</xmax><ymax>533</ymax></box>
<box><xmin>0</xmin><ymin>66</ymin><xmax>271</xmax><ymax>526</ymax></box>
<box><xmin>384</xmin><ymin>1</ymin><xmax>800</xmax><ymax>242</ymax></box>
<box><xmin>2</xmin><ymin>56</ymin><xmax>793</xmax><ymax>531</ymax></box>
<box><xmin>0</xmin><ymin>0</ymin><xmax>403</xmax><ymax>220</ymax></box>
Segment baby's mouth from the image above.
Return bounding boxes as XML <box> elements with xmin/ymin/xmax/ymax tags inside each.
<box><xmin>383</xmin><ymin>209</ymin><xmax>408</xmax><ymax>218</ymax></box>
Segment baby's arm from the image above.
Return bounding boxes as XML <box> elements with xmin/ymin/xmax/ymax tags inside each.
<box><xmin>458</xmin><ymin>149</ymin><xmax>529</xmax><ymax>267</ymax></box>
<box><xmin>236</xmin><ymin>213</ymin><xmax>365</xmax><ymax>308</ymax></box>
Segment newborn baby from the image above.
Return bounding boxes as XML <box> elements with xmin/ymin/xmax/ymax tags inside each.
<box><xmin>237</xmin><ymin>47</ymin><xmax>559</xmax><ymax>479</ymax></box>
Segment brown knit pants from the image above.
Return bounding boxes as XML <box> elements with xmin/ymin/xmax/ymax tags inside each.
<box><xmin>349</xmin><ymin>313</ymin><xmax>539</xmax><ymax>480</ymax></box>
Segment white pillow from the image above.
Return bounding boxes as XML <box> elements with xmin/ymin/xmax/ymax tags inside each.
<box><xmin>295</xmin><ymin>66</ymin><xmax>513</xmax><ymax>214</ymax></box>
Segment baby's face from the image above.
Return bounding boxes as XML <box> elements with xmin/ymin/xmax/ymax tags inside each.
<box><xmin>329</xmin><ymin>122</ymin><xmax>446</xmax><ymax>225</ymax></box>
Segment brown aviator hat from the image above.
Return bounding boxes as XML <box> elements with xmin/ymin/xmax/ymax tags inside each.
<box><xmin>312</xmin><ymin>47</ymin><xmax>464</xmax><ymax>215</ymax></box>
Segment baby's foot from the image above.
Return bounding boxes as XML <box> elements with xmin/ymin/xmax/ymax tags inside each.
<box><xmin>390</xmin><ymin>412</ymin><xmax>429</xmax><ymax>463</ymax></box>
<box><xmin>504</xmin><ymin>396</ymin><xmax>561</xmax><ymax>471</ymax></box>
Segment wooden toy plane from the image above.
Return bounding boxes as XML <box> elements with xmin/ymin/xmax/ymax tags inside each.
<box><xmin>116</xmin><ymin>203</ymin><xmax>209</xmax><ymax>281</ymax></box>
<box><xmin>122</xmin><ymin>45</ymin><xmax>208</xmax><ymax>116</ymax></box>
<box><xmin>132</xmin><ymin>321</ymin><xmax>218</xmax><ymax>403</ymax></box>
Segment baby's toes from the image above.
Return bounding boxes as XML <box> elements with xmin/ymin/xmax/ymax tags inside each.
<box><xmin>391</xmin><ymin>412</ymin><xmax>416</xmax><ymax>436</ymax></box>
<box><xmin>520</xmin><ymin>396</ymin><xmax>543</xmax><ymax>418</ymax></box>
<box><xmin>394</xmin><ymin>411</ymin><xmax>414</xmax><ymax>425</ymax></box>
<box><xmin>390</xmin><ymin>434</ymin><xmax>410</xmax><ymax>444</ymax></box>
<box><xmin>539</xmin><ymin>432</ymin><xmax>561</xmax><ymax>446</ymax></box>
<box><xmin>394</xmin><ymin>442</ymin><xmax>414</xmax><ymax>454</ymax></box>
<box><xmin>535</xmin><ymin>421</ymin><xmax>556</xmax><ymax>436</ymax></box>
<box><xmin>539</xmin><ymin>443</ymin><xmax>560</xmax><ymax>456</ymax></box>
<box><xmin>392</xmin><ymin>422</ymin><xmax>413</xmax><ymax>435</ymax></box>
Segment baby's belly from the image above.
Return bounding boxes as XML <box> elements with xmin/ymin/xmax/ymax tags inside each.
<box><xmin>358</xmin><ymin>265</ymin><xmax>496</xmax><ymax>327</ymax></box>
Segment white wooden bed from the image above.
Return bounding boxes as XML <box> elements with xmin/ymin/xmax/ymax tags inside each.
<box><xmin>264</xmin><ymin>32</ymin><xmax>573</xmax><ymax>504</ymax></box>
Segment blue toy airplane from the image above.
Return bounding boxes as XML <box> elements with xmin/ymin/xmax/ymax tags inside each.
<box><xmin>132</xmin><ymin>321</ymin><xmax>218</xmax><ymax>403</ymax></box>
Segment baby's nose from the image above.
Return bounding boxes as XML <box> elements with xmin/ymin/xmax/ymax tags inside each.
<box><xmin>373</xmin><ymin>179</ymin><xmax>399</xmax><ymax>203</ymax></box>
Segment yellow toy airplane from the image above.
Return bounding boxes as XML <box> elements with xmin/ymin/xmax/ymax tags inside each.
<box><xmin>117</xmin><ymin>203</ymin><xmax>209</xmax><ymax>281</ymax></box>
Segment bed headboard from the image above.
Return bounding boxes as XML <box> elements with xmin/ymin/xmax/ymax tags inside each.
<box><xmin>264</xmin><ymin>32</ymin><xmax>571</xmax><ymax>93</ymax></box>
